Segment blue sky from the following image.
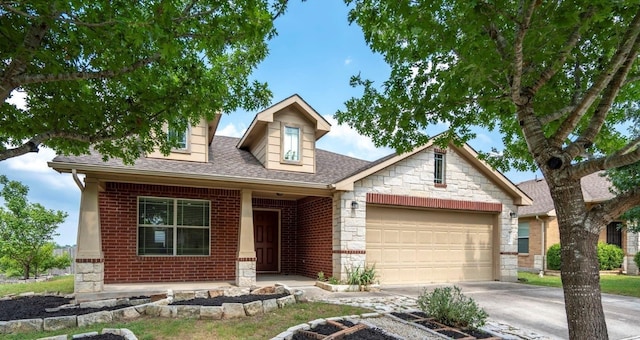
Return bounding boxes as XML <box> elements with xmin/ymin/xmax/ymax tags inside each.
<box><xmin>1</xmin><ymin>0</ymin><xmax>538</xmax><ymax>246</ymax></box>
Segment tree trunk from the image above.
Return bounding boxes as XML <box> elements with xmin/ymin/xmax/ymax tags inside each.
<box><xmin>23</xmin><ymin>264</ymin><xmax>30</xmax><ymax>280</ymax></box>
<box><xmin>548</xmin><ymin>178</ymin><xmax>609</xmax><ymax>339</ymax></box>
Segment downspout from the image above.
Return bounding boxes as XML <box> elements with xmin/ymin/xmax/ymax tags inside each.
<box><xmin>72</xmin><ymin>169</ymin><xmax>85</xmax><ymax>192</ymax></box>
<box><xmin>536</xmin><ymin>215</ymin><xmax>545</xmax><ymax>274</ymax></box>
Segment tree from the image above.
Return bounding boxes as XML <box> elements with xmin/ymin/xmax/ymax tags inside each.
<box><xmin>0</xmin><ymin>1</ymin><xmax>290</xmax><ymax>163</ymax></box>
<box><xmin>0</xmin><ymin>242</ymin><xmax>72</xmax><ymax>278</ymax></box>
<box><xmin>339</xmin><ymin>1</ymin><xmax>640</xmax><ymax>339</ymax></box>
<box><xmin>0</xmin><ymin>176</ymin><xmax>67</xmax><ymax>279</ymax></box>
<box><xmin>608</xmin><ymin>127</ymin><xmax>640</xmax><ymax>230</ymax></box>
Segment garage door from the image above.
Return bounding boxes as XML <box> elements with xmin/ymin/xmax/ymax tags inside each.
<box><xmin>366</xmin><ymin>206</ymin><xmax>495</xmax><ymax>284</ymax></box>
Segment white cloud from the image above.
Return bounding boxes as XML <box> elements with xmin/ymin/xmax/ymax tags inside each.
<box><xmin>3</xmin><ymin>146</ymin><xmax>82</xmax><ymax>190</ymax></box>
<box><xmin>320</xmin><ymin>115</ymin><xmax>393</xmax><ymax>161</ymax></box>
<box><xmin>344</xmin><ymin>57</ymin><xmax>353</xmax><ymax>65</ymax></box>
<box><xmin>6</xmin><ymin>89</ymin><xmax>27</xmax><ymax>110</ymax></box>
<box><xmin>217</xmin><ymin>123</ymin><xmax>246</xmax><ymax>138</ymax></box>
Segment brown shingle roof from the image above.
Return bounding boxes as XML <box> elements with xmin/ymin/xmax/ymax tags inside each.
<box><xmin>51</xmin><ymin>135</ymin><xmax>371</xmax><ymax>186</ymax></box>
<box><xmin>517</xmin><ymin>172</ymin><xmax>614</xmax><ymax>216</ymax></box>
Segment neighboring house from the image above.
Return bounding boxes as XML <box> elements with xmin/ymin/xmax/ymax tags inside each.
<box><xmin>516</xmin><ymin>173</ymin><xmax>640</xmax><ymax>274</ymax></box>
<box><xmin>48</xmin><ymin>94</ymin><xmax>531</xmax><ymax>295</ymax></box>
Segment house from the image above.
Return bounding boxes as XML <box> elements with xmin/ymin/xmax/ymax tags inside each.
<box><xmin>48</xmin><ymin>94</ymin><xmax>532</xmax><ymax>294</ymax></box>
<box><xmin>516</xmin><ymin>174</ymin><xmax>639</xmax><ymax>274</ymax></box>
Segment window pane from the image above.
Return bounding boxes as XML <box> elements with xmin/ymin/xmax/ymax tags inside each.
<box><xmin>177</xmin><ymin>200</ymin><xmax>210</xmax><ymax>226</ymax></box>
<box><xmin>139</xmin><ymin>198</ymin><xmax>173</xmax><ymax>225</ymax></box>
<box><xmin>177</xmin><ymin>228</ymin><xmax>209</xmax><ymax>255</ymax></box>
<box><xmin>518</xmin><ymin>238</ymin><xmax>529</xmax><ymax>253</ymax></box>
<box><xmin>168</xmin><ymin>122</ymin><xmax>188</xmax><ymax>150</ymax></box>
<box><xmin>284</xmin><ymin>127</ymin><xmax>300</xmax><ymax>161</ymax></box>
<box><xmin>434</xmin><ymin>153</ymin><xmax>444</xmax><ymax>184</ymax></box>
<box><xmin>518</xmin><ymin>223</ymin><xmax>530</xmax><ymax>237</ymax></box>
<box><xmin>138</xmin><ymin>227</ymin><xmax>173</xmax><ymax>255</ymax></box>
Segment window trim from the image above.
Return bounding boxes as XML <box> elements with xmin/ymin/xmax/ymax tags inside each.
<box><xmin>434</xmin><ymin>149</ymin><xmax>447</xmax><ymax>187</ymax></box>
<box><xmin>167</xmin><ymin>123</ymin><xmax>191</xmax><ymax>153</ymax></box>
<box><xmin>137</xmin><ymin>196</ymin><xmax>211</xmax><ymax>257</ymax></box>
<box><xmin>281</xmin><ymin>124</ymin><xmax>303</xmax><ymax>165</ymax></box>
<box><xmin>518</xmin><ymin>222</ymin><xmax>530</xmax><ymax>254</ymax></box>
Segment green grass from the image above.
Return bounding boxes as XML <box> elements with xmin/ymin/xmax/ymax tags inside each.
<box><xmin>0</xmin><ymin>275</ymin><xmax>74</xmax><ymax>297</ymax></box>
<box><xmin>4</xmin><ymin>302</ymin><xmax>370</xmax><ymax>340</ymax></box>
<box><xmin>518</xmin><ymin>271</ymin><xmax>640</xmax><ymax>298</ymax></box>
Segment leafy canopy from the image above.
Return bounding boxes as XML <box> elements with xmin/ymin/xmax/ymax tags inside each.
<box><xmin>0</xmin><ymin>175</ymin><xmax>67</xmax><ymax>279</ymax></box>
<box><xmin>0</xmin><ymin>0</ymin><xmax>289</xmax><ymax>162</ymax></box>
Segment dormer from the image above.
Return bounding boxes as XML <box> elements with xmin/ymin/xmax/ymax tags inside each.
<box><xmin>237</xmin><ymin>94</ymin><xmax>331</xmax><ymax>173</ymax></box>
<box><xmin>146</xmin><ymin>115</ymin><xmax>221</xmax><ymax>163</ymax></box>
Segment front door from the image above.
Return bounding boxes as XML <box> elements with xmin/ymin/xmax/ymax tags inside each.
<box><xmin>254</xmin><ymin>210</ymin><xmax>279</xmax><ymax>272</ymax></box>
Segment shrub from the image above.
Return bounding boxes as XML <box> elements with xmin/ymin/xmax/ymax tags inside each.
<box><xmin>634</xmin><ymin>253</ymin><xmax>640</xmax><ymax>274</ymax></box>
<box><xmin>317</xmin><ymin>271</ymin><xmax>325</xmax><ymax>281</ymax></box>
<box><xmin>345</xmin><ymin>264</ymin><xmax>377</xmax><ymax>286</ymax></box>
<box><xmin>547</xmin><ymin>243</ymin><xmax>562</xmax><ymax>270</ymax></box>
<box><xmin>597</xmin><ymin>242</ymin><xmax>624</xmax><ymax>270</ymax></box>
<box><xmin>417</xmin><ymin>286</ymin><xmax>488</xmax><ymax>329</ymax></box>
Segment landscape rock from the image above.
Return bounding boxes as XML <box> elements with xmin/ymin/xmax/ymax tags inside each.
<box><xmin>43</xmin><ymin>315</ymin><xmax>77</xmax><ymax>331</ymax></box>
<box><xmin>144</xmin><ymin>305</ymin><xmax>161</xmax><ymax>317</ymax></box>
<box><xmin>209</xmin><ymin>289</ymin><xmax>225</xmax><ymax>298</ymax></box>
<box><xmin>173</xmin><ymin>291</ymin><xmax>195</xmax><ymax>301</ymax></box>
<box><xmin>80</xmin><ymin>299</ymin><xmax>117</xmax><ymax>309</ymax></box>
<box><xmin>294</xmin><ymin>290</ymin><xmax>308</xmax><ymax>303</ymax></box>
<box><xmin>251</xmin><ymin>286</ymin><xmax>276</xmax><ymax>295</ymax></box>
<box><xmin>72</xmin><ymin>331</ymin><xmax>99</xmax><ymax>338</ymax></box>
<box><xmin>222</xmin><ymin>303</ymin><xmax>245</xmax><ymax>319</ymax></box>
<box><xmin>200</xmin><ymin>306</ymin><xmax>223</xmax><ymax>319</ymax></box>
<box><xmin>276</xmin><ymin>295</ymin><xmax>296</xmax><ymax>308</ymax></box>
<box><xmin>195</xmin><ymin>290</ymin><xmax>209</xmax><ymax>299</ymax></box>
<box><xmin>176</xmin><ymin>305</ymin><xmax>200</xmax><ymax>318</ymax></box>
<box><xmin>0</xmin><ymin>321</ymin><xmax>6</xmax><ymax>334</ymax></box>
<box><xmin>274</xmin><ymin>286</ymin><xmax>286</xmax><ymax>294</ymax></box>
<box><xmin>6</xmin><ymin>318</ymin><xmax>43</xmax><ymax>333</ymax></box>
<box><xmin>263</xmin><ymin>299</ymin><xmax>278</xmax><ymax>313</ymax></box>
<box><xmin>243</xmin><ymin>300</ymin><xmax>263</xmax><ymax>316</ymax></box>
<box><xmin>159</xmin><ymin>306</ymin><xmax>177</xmax><ymax>318</ymax></box>
<box><xmin>77</xmin><ymin>311</ymin><xmax>113</xmax><ymax>327</ymax></box>
<box><xmin>150</xmin><ymin>293</ymin><xmax>166</xmax><ymax>302</ymax></box>
<box><xmin>224</xmin><ymin>287</ymin><xmax>250</xmax><ymax>297</ymax></box>
<box><xmin>112</xmin><ymin>307</ymin><xmax>141</xmax><ymax>321</ymax></box>
<box><xmin>37</xmin><ymin>335</ymin><xmax>67</xmax><ymax>340</ymax></box>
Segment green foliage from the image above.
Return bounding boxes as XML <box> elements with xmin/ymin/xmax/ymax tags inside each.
<box><xmin>327</xmin><ymin>277</ymin><xmax>340</xmax><ymax>285</ymax></box>
<box><xmin>0</xmin><ymin>176</ymin><xmax>67</xmax><ymax>279</ymax></box>
<box><xmin>0</xmin><ymin>275</ymin><xmax>74</xmax><ymax>297</ymax></box>
<box><xmin>345</xmin><ymin>264</ymin><xmax>377</xmax><ymax>286</ymax></box>
<box><xmin>598</xmin><ymin>242</ymin><xmax>624</xmax><ymax>270</ymax></box>
<box><xmin>0</xmin><ymin>0</ymin><xmax>289</xmax><ymax>162</ymax></box>
<box><xmin>547</xmin><ymin>244</ymin><xmax>562</xmax><ymax>270</ymax></box>
<box><xmin>634</xmin><ymin>252</ymin><xmax>640</xmax><ymax>272</ymax></box>
<box><xmin>608</xmin><ymin>162</ymin><xmax>640</xmax><ymax>230</ymax></box>
<box><xmin>417</xmin><ymin>286</ymin><xmax>488</xmax><ymax>329</ymax></box>
<box><xmin>0</xmin><ymin>243</ymin><xmax>72</xmax><ymax>278</ymax></box>
<box><xmin>317</xmin><ymin>271</ymin><xmax>325</xmax><ymax>281</ymax></box>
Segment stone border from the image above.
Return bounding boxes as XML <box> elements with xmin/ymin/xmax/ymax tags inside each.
<box><xmin>272</xmin><ymin>312</ymin><xmax>384</xmax><ymax>340</ymax></box>
<box><xmin>38</xmin><ymin>327</ymin><xmax>137</xmax><ymax>340</ymax></box>
<box><xmin>0</xmin><ymin>284</ymin><xmax>303</xmax><ymax>335</ymax></box>
<box><xmin>315</xmin><ymin>281</ymin><xmax>381</xmax><ymax>292</ymax></box>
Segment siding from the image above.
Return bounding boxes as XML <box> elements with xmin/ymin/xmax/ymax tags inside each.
<box><xmin>147</xmin><ymin>117</ymin><xmax>209</xmax><ymax>162</ymax></box>
<box><xmin>265</xmin><ymin>108</ymin><xmax>316</xmax><ymax>173</ymax></box>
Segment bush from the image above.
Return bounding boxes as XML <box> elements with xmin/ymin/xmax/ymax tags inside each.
<box><xmin>345</xmin><ymin>264</ymin><xmax>377</xmax><ymax>286</ymax></box>
<box><xmin>417</xmin><ymin>286</ymin><xmax>488</xmax><ymax>329</ymax></box>
<box><xmin>546</xmin><ymin>242</ymin><xmax>624</xmax><ymax>271</ymax></box>
<box><xmin>598</xmin><ymin>242</ymin><xmax>624</xmax><ymax>270</ymax></box>
<box><xmin>547</xmin><ymin>243</ymin><xmax>562</xmax><ymax>270</ymax></box>
<box><xmin>634</xmin><ymin>253</ymin><xmax>640</xmax><ymax>273</ymax></box>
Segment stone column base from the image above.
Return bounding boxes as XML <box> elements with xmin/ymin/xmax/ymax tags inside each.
<box><xmin>332</xmin><ymin>250</ymin><xmax>366</xmax><ymax>282</ymax></box>
<box><xmin>236</xmin><ymin>259</ymin><xmax>256</xmax><ymax>287</ymax></box>
<box><xmin>75</xmin><ymin>259</ymin><xmax>104</xmax><ymax>293</ymax></box>
<box><xmin>499</xmin><ymin>253</ymin><xmax>518</xmax><ymax>282</ymax></box>
<box><xmin>624</xmin><ymin>255</ymin><xmax>638</xmax><ymax>275</ymax></box>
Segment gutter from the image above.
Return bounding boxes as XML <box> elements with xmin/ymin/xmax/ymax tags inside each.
<box><xmin>72</xmin><ymin>169</ymin><xmax>85</xmax><ymax>191</ymax></box>
<box><xmin>48</xmin><ymin>161</ymin><xmax>332</xmax><ymax>191</ymax></box>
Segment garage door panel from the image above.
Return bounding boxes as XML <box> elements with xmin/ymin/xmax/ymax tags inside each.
<box><xmin>366</xmin><ymin>206</ymin><xmax>495</xmax><ymax>284</ymax></box>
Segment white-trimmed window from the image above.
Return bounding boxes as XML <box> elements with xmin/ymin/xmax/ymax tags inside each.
<box><xmin>168</xmin><ymin>121</ymin><xmax>189</xmax><ymax>151</ymax></box>
<box><xmin>518</xmin><ymin>222</ymin><xmax>530</xmax><ymax>254</ymax></box>
<box><xmin>138</xmin><ymin>197</ymin><xmax>210</xmax><ymax>256</ymax></box>
<box><xmin>434</xmin><ymin>151</ymin><xmax>446</xmax><ymax>185</ymax></box>
<box><xmin>283</xmin><ymin>126</ymin><xmax>301</xmax><ymax>162</ymax></box>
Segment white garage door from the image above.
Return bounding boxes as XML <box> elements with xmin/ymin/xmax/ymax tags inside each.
<box><xmin>366</xmin><ymin>206</ymin><xmax>495</xmax><ymax>284</ymax></box>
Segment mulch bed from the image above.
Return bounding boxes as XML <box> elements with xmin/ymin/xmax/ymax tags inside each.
<box><xmin>391</xmin><ymin>312</ymin><xmax>502</xmax><ymax>340</ymax></box>
<box><xmin>293</xmin><ymin>319</ymin><xmax>400</xmax><ymax>340</ymax></box>
<box><xmin>80</xmin><ymin>334</ymin><xmax>126</xmax><ymax>340</ymax></box>
<box><xmin>170</xmin><ymin>292</ymin><xmax>290</xmax><ymax>306</ymax></box>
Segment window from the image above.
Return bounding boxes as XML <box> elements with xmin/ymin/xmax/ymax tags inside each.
<box><xmin>168</xmin><ymin>120</ymin><xmax>188</xmax><ymax>151</ymax></box>
<box><xmin>434</xmin><ymin>151</ymin><xmax>446</xmax><ymax>185</ymax></box>
<box><xmin>607</xmin><ymin>222</ymin><xmax>623</xmax><ymax>248</ymax></box>
<box><xmin>518</xmin><ymin>222</ymin><xmax>530</xmax><ymax>254</ymax></box>
<box><xmin>283</xmin><ymin>126</ymin><xmax>301</xmax><ymax>162</ymax></box>
<box><xmin>138</xmin><ymin>197</ymin><xmax>210</xmax><ymax>256</ymax></box>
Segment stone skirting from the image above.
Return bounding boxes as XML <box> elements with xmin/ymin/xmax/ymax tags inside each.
<box><xmin>74</xmin><ymin>261</ymin><xmax>104</xmax><ymax>293</ymax></box>
<box><xmin>236</xmin><ymin>260</ymin><xmax>256</xmax><ymax>287</ymax></box>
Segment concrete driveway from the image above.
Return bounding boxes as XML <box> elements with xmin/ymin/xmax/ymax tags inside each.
<box><xmin>381</xmin><ymin>281</ymin><xmax>640</xmax><ymax>340</ymax></box>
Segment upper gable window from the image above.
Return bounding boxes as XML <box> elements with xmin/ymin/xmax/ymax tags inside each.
<box><xmin>168</xmin><ymin>120</ymin><xmax>189</xmax><ymax>151</ymax></box>
<box><xmin>282</xmin><ymin>126</ymin><xmax>301</xmax><ymax>162</ymax></box>
<box><xmin>434</xmin><ymin>150</ymin><xmax>446</xmax><ymax>187</ymax></box>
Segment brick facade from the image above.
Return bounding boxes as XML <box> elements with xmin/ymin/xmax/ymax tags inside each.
<box><xmin>252</xmin><ymin>198</ymin><xmax>298</xmax><ymax>274</ymax></box>
<box><xmin>297</xmin><ymin>197</ymin><xmax>333</xmax><ymax>278</ymax></box>
<box><xmin>100</xmin><ymin>183</ymin><xmax>240</xmax><ymax>284</ymax></box>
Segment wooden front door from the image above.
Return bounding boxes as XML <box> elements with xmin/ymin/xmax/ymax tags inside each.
<box><xmin>254</xmin><ymin>210</ymin><xmax>279</xmax><ymax>272</ymax></box>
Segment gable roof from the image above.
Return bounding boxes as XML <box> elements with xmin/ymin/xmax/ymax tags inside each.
<box><xmin>517</xmin><ymin>172</ymin><xmax>614</xmax><ymax>217</ymax></box>
<box><xmin>332</xmin><ymin>140</ymin><xmax>532</xmax><ymax>206</ymax></box>
<box><xmin>237</xmin><ymin>94</ymin><xmax>331</xmax><ymax>149</ymax></box>
<box><xmin>50</xmin><ymin>136</ymin><xmax>369</xmax><ymax>190</ymax></box>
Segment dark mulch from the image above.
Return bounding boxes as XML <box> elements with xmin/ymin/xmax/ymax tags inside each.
<box><xmin>437</xmin><ymin>329</ymin><xmax>468</xmax><ymax>339</ymax></box>
<box><xmin>416</xmin><ymin>319</ymin><xmax>444</xmax><ymax>330</ymax></box>
<box><xmin>292</xmin><ymin>327</ymin><xmax>400</xmax><ymax>340</ymax></box>
<box><xmin>0</xmin><ymin>296</ymin><xmax>143</xmax><ymax>321</ymax></box>
<box><xmin>80</xmin><ymin>334</ymin><xmax>126</xmax><ymax>340</ymax></box>
<box><xmin>170</xmin><ymin>292</ymin><xmax>290</xmax><ymax>306</ymax></box>
<box><xmin>390</xmin><ymin>311</ymin><xmax>419</xmax><ymax>321</ymax></box>
<box><xmin>463</xmin><ymin>328</ymin><xmax>496</xmax><ymax>339</ymax></box>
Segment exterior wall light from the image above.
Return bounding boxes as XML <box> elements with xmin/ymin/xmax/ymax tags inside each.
<box><xmin>351</xmin><ymin>201</ymin><xmax>359</xmax><ymax>209</ymax></box>
<box><xmin>510</xmin><ymin>212</ymin><xmax>518</xmax><ymax>219</ymax></box>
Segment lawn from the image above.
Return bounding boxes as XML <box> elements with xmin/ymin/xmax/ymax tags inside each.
<box><xmin>0</xmin><ymin>275</ymin><xmax>74</xmax><ymax>297</ymax></box>
<box><xmin>518</xmin><ymin>271</ymin><xmax>640</xmax><ymax>298</ymax></box>
<box><xmin>4</xmin><ymin>303</ymin><xmax>370</xmax><ymax>340</ymax></box>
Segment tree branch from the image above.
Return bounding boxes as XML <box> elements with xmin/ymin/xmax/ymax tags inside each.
<box><xmin>565</xmin><ymin>38</ymin><xmax>640</xmax><ymax>160</ymax></box>
<box><xmin>12</xmin><ymin>54</ymin><xmax>160</xmax><ymax>86</ymax></box>
<box><xmin>568</xmin><ymin>141</ymin><xmax>640</xmax><ymax>180</ymax></box>
<box><xmin>511</xmin><ymin>0</ymin><xmax>538</xmax><ymax>105</ymax></box>
<box><xmin>588</xmin><ymin>187</ymin><xmax>640</xmax><ymax>232</ymax></box>
<box><xmin>484</xmin><ymin>23</ymin><xmax>509</xmax><ymax>61</ymax></box>
<box><xmin>550</xmin><ymin>9</ymin><xmax>640</xmax><ymax>147</ymax></box>
<box><xmin>529</xmin><ymin>7</ymin><xmax>595</xmax><ymax>95</ymax></box>
<box><xmin>539</xmin><ymin>105</ymin><xmax>576</xmax><ymax>125</ymax></box>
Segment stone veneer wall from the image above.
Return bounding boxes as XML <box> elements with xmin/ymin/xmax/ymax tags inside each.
<box><xmin>333</xmin><ymin>145</ymin><xmax>519</xmax><ymax>282</ymax></box>
<box><xmin>625</xmin><ymin>230</ymin><xmax>639</xmax><ymax>275</ymax></box>
<box><xmin>100</xmin><ymin>183</ymin><xmax>240</xmax><ymax>283</ymax></box>
<box><xmin>75</xmin><ymin>261</ymin><xmax>104</xmax><ymax>293</ymax></box>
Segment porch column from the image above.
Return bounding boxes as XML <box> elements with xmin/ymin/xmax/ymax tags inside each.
<box><xmin>236</xmin><ymin>189</ymin><xmax>256</xmax><ymax>286</ymax></box>
<box><xmin>75</xmin><ymin>178</ymin><xmax>104</xmax><ymax>293</ymax></box>
<box><xmin>624</xmin><ymin>229</ymin><xmax>639</xmax><ymax>275</ymax></box>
